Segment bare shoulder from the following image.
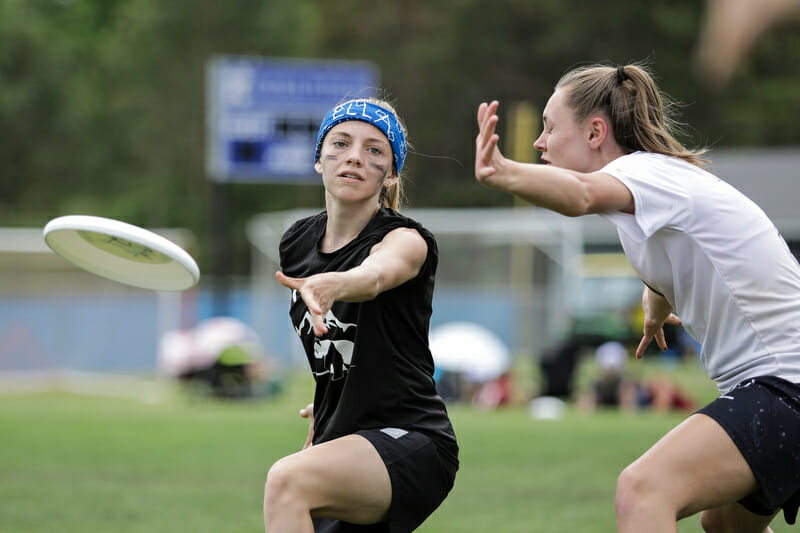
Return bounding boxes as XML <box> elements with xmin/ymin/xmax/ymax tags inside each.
<box><xmin>377</xmin><ymin>226</ymin><xmax>427</xmax><ymax>248</ymax></box>
<box><xmin>371</xmin><ymin>226</ymin><xmax>428</xmax><ymax>259</ymax></box>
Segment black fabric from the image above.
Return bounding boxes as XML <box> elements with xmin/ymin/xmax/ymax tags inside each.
<box><xmin>279</xmin><ymin>206</ymin><xmax>458</xmax><ymax>464</ymax></box>
<box><xmin>312</xmin><ymin>429</ymin><xmax>458</xmax><ymax>532</ymax></box>
<box><xmin>594</xmin><ymin>373</ymin><xmax>625</xmax><ymax>406</ymax></box>
<box><xmin>697</xmin><ymin>376</ymin><xmax>800</xmax><ymax>524</ymax></box>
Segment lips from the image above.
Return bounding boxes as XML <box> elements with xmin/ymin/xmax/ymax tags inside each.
<box><xmin>339</xmin><ymin>172</ymin><xmax>364</xmax><ymax>181</ymax></box>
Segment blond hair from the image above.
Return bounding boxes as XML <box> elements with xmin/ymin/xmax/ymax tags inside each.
<box><xmin>360</xmin><ymin>97</ymin><xmax>408</xmax><ymax>210</ymax></box>
<box><xmin>556</xmin><ymin>63</ymin><xmax>708</xmax><ymax>168</ymax></box>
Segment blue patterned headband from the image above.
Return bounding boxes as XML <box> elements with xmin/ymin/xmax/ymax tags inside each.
<box><xmin>314</xmin><ymin>100</ymin><xmax>407</xmax><ymax>173</ymax></box>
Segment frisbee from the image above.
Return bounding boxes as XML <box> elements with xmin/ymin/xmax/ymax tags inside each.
<box><xmin>43</xmin><ymin>215</ymin><xmax>200</xmax><ymax>291</ymax></box>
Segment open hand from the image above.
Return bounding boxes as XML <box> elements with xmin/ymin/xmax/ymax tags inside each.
<box><xmin>475</xmin><ymin>100</ymin><xmax>506</xmax><ymax>186</ymax></box>
<box><xmin>276</xmin><ymin>271</ymin><xmax>341</xmax><ymax>336</ymax></box>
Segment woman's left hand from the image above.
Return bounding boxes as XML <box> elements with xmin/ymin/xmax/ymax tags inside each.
<box><xmin>299</xmin><ymin>403</ymin><xmax>315</xmax><ymax>450</ymax></box>
<box><xmin>636</xmin><ymin>286</ymin><xmax>682</xmax><ymax>359</ymax></box>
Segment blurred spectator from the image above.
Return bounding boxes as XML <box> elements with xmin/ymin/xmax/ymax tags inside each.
<box><xmin>577</xmin><ymin>341</ymin><xmax>695</xmax><ymax>413</ymax></box>
<box><xmin>538</xmin><ymin>332</ymin><xmax>607</xmax><ymax>400</ymax></box>
<box><xmin>158</xmin><ymin>317</ymin><xmax>279</xmax><ymax>399</ymax></box>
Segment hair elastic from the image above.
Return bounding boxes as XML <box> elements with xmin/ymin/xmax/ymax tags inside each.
<box><xmin>314</xmin><ymin>100</ymin><xmax>407</xmax><ymax>173</ymax></box>
<box><xmin>616</xmin><ymin>65</ymin><xmax>628</xmax><ymax>83</ymax></box>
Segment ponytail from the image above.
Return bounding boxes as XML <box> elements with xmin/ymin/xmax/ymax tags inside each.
<box><xmin>380</xmin><ymin>179</ymin><xmax>403</xmax><ymax>210</ymax></box>
<box><xmin>557</xmin><ymin>63</ymin><xmax>708</xmax><ymax>168</ymax></box>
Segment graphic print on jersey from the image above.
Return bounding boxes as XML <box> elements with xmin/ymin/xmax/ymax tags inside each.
<box><xmin>292</xmin><ymin>289</ymin><xmax>357</xmax><ymax>380</ymax></box>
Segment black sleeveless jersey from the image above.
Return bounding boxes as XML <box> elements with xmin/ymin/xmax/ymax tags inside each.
<box><xmin>279</xmin><ymin>207</ymin><xmax>458</xmax><ymax>464</ymax></box>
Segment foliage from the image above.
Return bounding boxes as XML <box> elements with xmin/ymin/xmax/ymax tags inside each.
<box><xmin>1</xmin><ymin>0</ymin><xmax>799</xmax><ymax>273</ymax></box>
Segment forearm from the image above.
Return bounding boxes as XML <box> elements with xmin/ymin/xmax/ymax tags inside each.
<box><xmin>489</xmin><ymin>160</ymin><xmax>591</xmax><ymax>216</ymax></box>
<box><xmin>334</xmin><ymin>227</ymin><xmax>425</xmax><ymax>302</ymax></box>
<box><xmin>333</xmin><ymin>263</ymin><xmax>384</xmax><ymax>302</ymax></box>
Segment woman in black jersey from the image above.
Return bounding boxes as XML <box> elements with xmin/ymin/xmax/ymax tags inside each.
<box><xmin>263</xmin><ymin>97</ymin><xmax>458</xmax><ymax>533</ymax></box>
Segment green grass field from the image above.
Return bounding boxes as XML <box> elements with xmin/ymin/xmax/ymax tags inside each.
<box><xmin>0</xmin><ymin>360</ymin><xmax>795</xmax><ymax>532</ymax></box>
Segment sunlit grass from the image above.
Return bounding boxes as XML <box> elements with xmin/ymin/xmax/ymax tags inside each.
<box><xmin>0</xmin><ymin>360</ymin><xmax>793</xmax><ymax>532</ymax></box>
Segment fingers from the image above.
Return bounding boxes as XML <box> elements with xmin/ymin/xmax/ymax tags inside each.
<box><xmin>478</xmin><ymin>101</ymin><xmax>500</xmax><ymax>141</ymax></box>
<box><xmin>312</xmin><ymin>314</ymin><xmax>329</xmax><ymax>337</ymax></box>
<box><xmin>275</xmin><ymin>271</ymin><xmax>299</xmax><ymax>289</ymax></box>
<box><xmin>655</xmin><ymin>328</ymin><xmax>668</xmax><ymax>351</ymax></box>
<box><xmin>477</xmin><ymin>101</ymin><xmax>488</xmax><ymax>124</ymax></box>
<box><xmin>665</xmin><ymin>313</ymin><xmax>682</xmax><ymax>326</ymax></box>
<box><xmin>276</xmin><ymin>271</ymin><xmax>326</xmax><ymax>316</ymax></box>
<box><xmin>635</xmin><ymin>335</ymin><xmax>651</xmax><ymax>359</ymax></box>
<box><xmin>475</xmin><ymin>100</ymin><xmax>501</xmax><ymax>180</ymax></box>
<box><xmin>477</xmin><ymin>100</ymin><xmax>499</xmax><ymax>127</ymax></box>
<box><xmin>300</xmin><ymin>403</ymin><xmax>315</xmax><ymax>450</ymax></box>
<box><xmin>636</xmin><ymin>323</ymin><xmax>675</xmax><ymax>358</ymax></box>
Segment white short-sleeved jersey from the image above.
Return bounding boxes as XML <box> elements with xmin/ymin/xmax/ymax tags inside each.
<box><xmin>601</xmin><ymin>152</ymin><xmax>800</xmax><ymax>393</ymax></box>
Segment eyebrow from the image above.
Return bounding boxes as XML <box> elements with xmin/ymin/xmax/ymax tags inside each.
<box><xmin>328</xmin><ymin>131</ymin><xmax>389</xmax><ymax>146</ymax></box>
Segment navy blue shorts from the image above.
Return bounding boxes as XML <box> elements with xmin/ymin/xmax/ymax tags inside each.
<box><xmin>697</xmin><ymin>376</ymin><xmax>800</xmax><ymax>524</ymax></box>
<box><xmin>312</xmin><ymin>428</ymin><xmax>458</xmax><ymax>533</ymax></box>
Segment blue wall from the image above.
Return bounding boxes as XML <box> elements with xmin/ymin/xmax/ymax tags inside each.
<box><xmin>0</xmin><ymin>286</ymin><xmax>516</xmax><ymax>374</ymax></box>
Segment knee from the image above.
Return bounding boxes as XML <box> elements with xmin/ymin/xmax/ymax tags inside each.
<box><xmin>264</xmin><ymin>457</ymin><xmax>306</xmax><ymax>510</ymax></box>
<box><xmin>699</xmin><ymin>510</ymin><xmax>717</xmax><ymax>532</ymax></box>
<box><xmin>615</xmin><ymin>463</ymin><xmax>655</xmax><ymax>521</ymax></box>
<box><xmin>699</xmin><ymin>509</ymin><xmax>730</xmax><ymax>533</ymax></box>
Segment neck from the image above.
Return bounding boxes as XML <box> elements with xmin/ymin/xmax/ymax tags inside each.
<box><xmin>321</xmin><ymin>195</ymin><xmax>382</xmax><ymax>253</ymax></box>
<box><xmin>597</xmin><ymin>142</ymin><xmax>629</xmax><ymax>168</ymax></box>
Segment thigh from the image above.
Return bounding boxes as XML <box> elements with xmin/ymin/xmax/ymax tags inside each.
<box><xmin>701</xmin><ymin>502</ymin><xmax>778</xmax><ymax>533</ymax></box>
<box><xmin>278</xmin><ymin>434</ymin><xmax>392</xmax><ymax>524</ymax></box>
<box><xmin>628</xmin><ymin>413</ymin><xmax>760</xmax><ymax>518</ymax></box>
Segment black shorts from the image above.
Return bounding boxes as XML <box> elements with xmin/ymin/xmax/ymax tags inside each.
<box><xmin>312</xmin><ymin>428</ymin><xmax>458</xmax><ymax>533</ymax></box>
<box><xmin>697</xmin><ymin>376</ymin><xmax>800</xmax><ymax>524</ymax></box>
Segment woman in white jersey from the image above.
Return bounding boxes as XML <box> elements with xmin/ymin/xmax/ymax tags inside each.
<box><xmin>475</xmin><ymin>63</ymin><xmax>800</xmax><ymax>532</ymax></box>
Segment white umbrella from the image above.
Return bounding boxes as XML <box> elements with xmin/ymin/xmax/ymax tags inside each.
<box><xmin>429</xmin><ymin>321</ymin><xmax>511</xmax><ymax>382</ymax></box>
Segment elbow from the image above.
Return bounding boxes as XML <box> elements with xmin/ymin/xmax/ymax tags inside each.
<box><xmin>561</xmin><ymin>206</ymin><xmax>588</xmax><ymax>217</ymax></box>
<box><xmin>561</xmin><ymin>196</ymin><xmax>592</xmax><ymax>217</ymax></box>
<box><xmin>368</xmin><ymin>273</ymin><xmax>383</xmax><ymax>300</ymax></box>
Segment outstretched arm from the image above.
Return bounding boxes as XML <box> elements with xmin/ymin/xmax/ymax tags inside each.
<box><xmin>475</xmin><ymin>100</ymin><xmax>633</xmax><ymax>216</ymax></box>
<box><xmin>276</xmin><ymin>227</ymin><xmax>428</xmax><ymax>336</ymax></box>
<box><xmin>635</xmin><ymin>286</ymin><xmax>682</xmax><ymax>359</ymax></box>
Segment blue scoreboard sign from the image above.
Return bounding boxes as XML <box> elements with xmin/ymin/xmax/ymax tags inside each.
<box><xmin>206</xmin><ymin>56</ymin><xmax>379</xmax><ymax>183</ymax></box>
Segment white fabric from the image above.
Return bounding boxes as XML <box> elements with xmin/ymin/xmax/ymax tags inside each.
<box><xmin>601</xmin><ymin>152</ymin><xmax>800</xmax><ymax>393</ymax></box>
<box><xmin>595</xmin><ymin>341</ymin><xmax>627</xmax><ymax>371</ymax></box>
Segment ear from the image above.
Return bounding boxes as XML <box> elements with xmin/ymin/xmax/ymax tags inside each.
<box><xmin>383</xmin><ymin>169</ymin><xmax>398</xmax><ymax>187</ymax></box>
<box><xmin>314</xmin><ymin>160</ymin><xmax>323</xmax><ymax>174</ymax></box>
<box><xmin>587</xmin><ymin>116</ymin><xmax>610</xmax><ymax>149</ymax></box>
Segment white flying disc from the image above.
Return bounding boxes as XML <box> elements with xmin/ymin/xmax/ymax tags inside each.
<box><xmin>43</xmin><ymin>215</ymin><xmax>200</xmax><ymax>291</ymax></box>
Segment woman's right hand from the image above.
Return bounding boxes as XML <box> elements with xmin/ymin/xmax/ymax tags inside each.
<box><xmin>299</xmin><ymin>403</ymin><xmax>314</xmax><ymax>450</ymax></box>
<box><xmin>475</xmin><ymin>100</ymin><xmax>507</xmax><ymax>188</ymax></box>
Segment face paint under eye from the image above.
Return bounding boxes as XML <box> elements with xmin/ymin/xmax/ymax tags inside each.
<box><xmin>369</xmin><ymin>162</ymin><xmax>388</xmax><ymax>174</ymax></box>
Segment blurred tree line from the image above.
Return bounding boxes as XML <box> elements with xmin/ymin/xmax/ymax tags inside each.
<box><xmin>2</xmin><ymin>0</ymin><xmax>799</xmax><ymax>275</ymax></box>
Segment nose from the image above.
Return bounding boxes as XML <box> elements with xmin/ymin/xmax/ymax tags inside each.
<box><xmin>533</xmin><ymin>132</ymin><xmax>546</xmax><ymax>154</ymax></box>
<box><xmin>344</xmin><ymin>144</ymin><xmax>363</xmax><ymax>166</ymax></box>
